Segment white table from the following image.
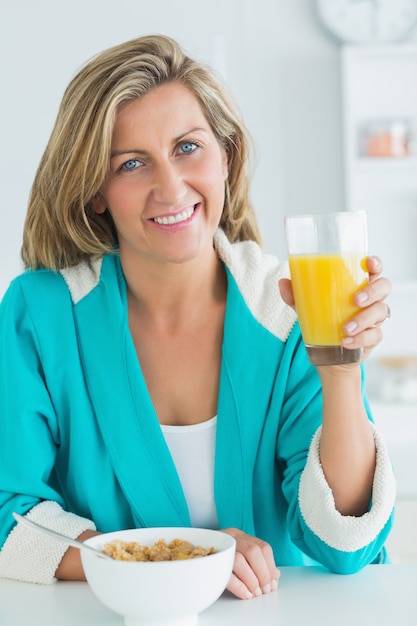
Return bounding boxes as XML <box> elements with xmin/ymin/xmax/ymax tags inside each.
<box><xmin>1</xmin><ymin>564</ymin><xmax>416</xmax><ymax>625</ymax></box>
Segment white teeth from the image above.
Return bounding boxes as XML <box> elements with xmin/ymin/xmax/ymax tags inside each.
<box><xmin>153</xmin><ymin>206</ymin><xmax>194</xmax><ymax>225</ymax></box>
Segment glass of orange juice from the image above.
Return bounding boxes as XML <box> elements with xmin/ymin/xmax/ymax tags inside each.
<box><xmin>285</xmin><ymin>211</ymin><xmax>368</xmax><ymax>366</ymax></box>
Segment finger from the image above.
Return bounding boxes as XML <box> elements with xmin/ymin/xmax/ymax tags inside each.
<box><xmin>222</xmin><ymin>529</ymin><xmax>280</xmax><ymax>599</ymax></box>
<box><xmin>279</xmin><ymin>277</ymin><xmax>295</xmax><ymax>307</ymax></box>
<box><xmin>226</xmin><ymin>557</ymin><xmax>280</xmax><ymax>600</ymax></box>
<box><xmin>343</xmin><ymin>300</ymin><xmax>391</xmax><ymax>338</ymax></box>
<box><xmin>228</xmin><ymin>552</ymin><xmax>262</xmax><ymax>599</ymax></box>
<box><xmin>226</xmin><ymin>571</ymin><xmax>258</xmax><ymax>600</ymax></box>
<box><xmin>378</xmin><ymin>303</ymin><xmax>391</xmax><ymax>324</ymax></box>
<box><xmin>342</xmin><ymin>324</ymin><xmax>383</xmax><ymax>352</ymax></box>
<box><xmin>354</xmin><ymin>276</ymin><xmax>391</xmax><ymax>309</ymax></box>
<box><xmin>244</xmin><ymin>539</ymin><xmax>279</xmax><ymax>590</ymax></box>
<box><xmin>234</xmin><ymin>540</ymin><xmax>279</xmax><ymax>595</ymax></box>
<box><xmin>366</xmin><ymin>255</ymin><xmax>383</xmax><ymax>279</ymax></box>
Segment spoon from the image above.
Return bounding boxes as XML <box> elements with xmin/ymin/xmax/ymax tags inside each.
<box><xmin>12</xmin><ymin>512</ymin><xmax>113</xmax><ymax>561</ymax></box>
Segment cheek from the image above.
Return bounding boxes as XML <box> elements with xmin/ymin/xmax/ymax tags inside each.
<box><xmin>103</xmin><ymin>178</ymin><xmax>144</xmax><ymax>213</ymax></box>
<box><xmin>195</xmin><ymin>156</ymin><xmax>228</xmax><ymax>192</ymax></box>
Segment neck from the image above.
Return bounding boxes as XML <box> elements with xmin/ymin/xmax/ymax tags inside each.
<box><xmin>123</xmin><ymin>247</ymin><xmax>226</xmax><ymax>330</ymax></box>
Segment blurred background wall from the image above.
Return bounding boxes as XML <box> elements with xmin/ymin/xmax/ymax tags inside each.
<box><xmin>0</xmin><ymin>0</ymin><xmax>344</xmax><ymax>295</ymax></box>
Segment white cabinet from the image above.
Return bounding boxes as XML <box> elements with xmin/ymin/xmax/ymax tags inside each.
<box><xmin>341</xmin><ymin>45</ymin><xmax>417</xmax><ymax>564</ymax></box>
<box><xmin>341</xmin><ymin>44</ymin><xmax>417</xmax><ymax>359</ymax></box>
<box><xmin>341</xmin><ymin>45</ymin><xmax>417</xmax><ymax>284</ymax></box>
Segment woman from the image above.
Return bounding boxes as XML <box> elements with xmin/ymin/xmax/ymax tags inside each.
<box><xmin>0</xmin><ymin>35</ymin><xmax>395</xmax><ymax>600</ymax></box>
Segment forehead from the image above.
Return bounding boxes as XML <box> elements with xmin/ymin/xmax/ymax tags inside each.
<box><xmin>114</xmin><ymin>82</ymin><xmax>209</xmax><ymax>136</ymax></box>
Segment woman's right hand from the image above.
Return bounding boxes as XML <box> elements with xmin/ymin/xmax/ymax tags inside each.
<box><xmin>221</xmin><ymin>528</ymin><xmax>280</xmax><ymax>599</ymax></box>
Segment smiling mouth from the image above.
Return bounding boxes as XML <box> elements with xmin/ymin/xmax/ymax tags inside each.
<box><xmin>152</xmin><ymin>205</ymin><xmax>195</xmax><ymax>225</ymax></box>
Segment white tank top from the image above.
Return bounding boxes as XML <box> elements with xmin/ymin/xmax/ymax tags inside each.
<box><xmin>160</xmin><ymin>416</ymin><xmax>219</xmax><ymax>529</ymax></box>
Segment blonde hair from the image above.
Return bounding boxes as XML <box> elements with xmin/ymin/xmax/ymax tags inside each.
<box><xmin>22</xmin><ymin>34</ymin><xmax>262</xmax><ymax>270</ymax></box>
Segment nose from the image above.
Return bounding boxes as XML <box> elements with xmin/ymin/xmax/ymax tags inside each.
<box><xmin>151</xmin><ymin>160</ymin><xmax>187</xmax><ymax>206</ymax></box>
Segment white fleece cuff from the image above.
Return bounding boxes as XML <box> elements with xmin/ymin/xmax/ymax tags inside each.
<box><xmin>0</xmin><ymin>501</ymin><xmax>96</xmax><ymax>584</ymax></box>
<box><xmin>298</xmin><ymin>424</ymin><xmax>396</xmax><ymax>552</ymax></box>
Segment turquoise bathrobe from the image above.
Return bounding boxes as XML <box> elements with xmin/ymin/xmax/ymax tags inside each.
<box><xmin>0</xmin><ymin>231</ymin><xmax>395</xmax><ymax>582</ymax></box>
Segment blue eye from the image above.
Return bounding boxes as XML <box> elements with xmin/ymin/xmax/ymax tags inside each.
<box><xmin>179</xmin><ymin>141</ymin><xmax>197</xmax><ymax>154</ymax></box>
<box><xmin>122</xmin><ymin>159</ymin><xmax>140</xmax><ymax>171</ymax></box>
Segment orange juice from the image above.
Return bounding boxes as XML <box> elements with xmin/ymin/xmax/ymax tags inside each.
<box><xmin>288</xmin><ymin>253</ymin><xmax>368</xmax><ymax>346</ymax></box>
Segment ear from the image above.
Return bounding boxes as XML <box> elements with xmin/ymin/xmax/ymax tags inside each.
<box><xmin>90</xmin><ymin>194</ymin><xmax>107</xmax><ymax>215</ymax></box>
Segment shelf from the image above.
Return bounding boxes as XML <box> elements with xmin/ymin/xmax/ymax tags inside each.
<box><xmin>350</xmin><ymin>157</ymin><xmax>417</xmax><ymax>183</ymax></box>
<box><xmin>354</xmin><ymin>156</ymin><xmax>417</xmax><ymax>168</ymax></box>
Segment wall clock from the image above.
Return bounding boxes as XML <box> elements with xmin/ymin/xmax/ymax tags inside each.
<box><xmin>316</xmin><ymin>0</ymin><xmax>417</xmax><ymax>44</ymax></box>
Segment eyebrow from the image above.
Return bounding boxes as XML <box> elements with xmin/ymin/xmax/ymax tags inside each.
<box><xmin>110</xmin><ymin>127</ymin><xmax>209</xmax><ymax>160</ymax></box>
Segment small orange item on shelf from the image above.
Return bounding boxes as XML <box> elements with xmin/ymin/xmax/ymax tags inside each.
<box><xmin>361</xmin><ymin>120</ymin><xmax>411</xmax><ymax>158</ymax></box>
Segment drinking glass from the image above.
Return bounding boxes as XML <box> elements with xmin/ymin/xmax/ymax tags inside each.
<box><xmin>284</xmin><ymin>211</ymin><xmax>368</xmax><ymax>366</ymax></box>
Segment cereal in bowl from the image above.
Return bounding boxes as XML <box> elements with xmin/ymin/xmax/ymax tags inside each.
<box><xmin>103</xmin><ymin>537</ymin><xmax>215</xmax><ymax>561</ymax></box>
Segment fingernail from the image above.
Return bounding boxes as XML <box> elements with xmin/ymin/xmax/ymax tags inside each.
<box><xmin>344</xmin><ymin>321</ymin><xmax>357</xmax><ymax>334</ymax></box>
<box><xmin>262</xmin><ymin>583</ymin><xmax>272</xmax><ymax>594</ymax></box>
<box><xmin>356</xmin><ymin>291</ymin><xmax>368</xmax><ymax>305</ymax></box>
<box><xmin>271</xmin><ymin>579</ymin><xmax>278</xmax><ymax>591</ymax></box>
<box><xmin>245</xmin><ymin>590</ymin><xmax>254</xmax><ymax>600</ymax></box>
<box><xmin>254</xmin><ymin>586</ymin><xmax>262</xmax><ymax>597</ymax></box>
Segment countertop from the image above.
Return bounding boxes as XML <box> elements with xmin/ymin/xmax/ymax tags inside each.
<box><xmin>1</xmin><ymin>564</ymin><xmax>416</xmax><ymax>625</ymax></box>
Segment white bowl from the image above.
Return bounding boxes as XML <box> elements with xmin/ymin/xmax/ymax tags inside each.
<box><xmin>81</xmin><ymin>527</ymin><xmax>236</xmax><ymax>626</ymax></box>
